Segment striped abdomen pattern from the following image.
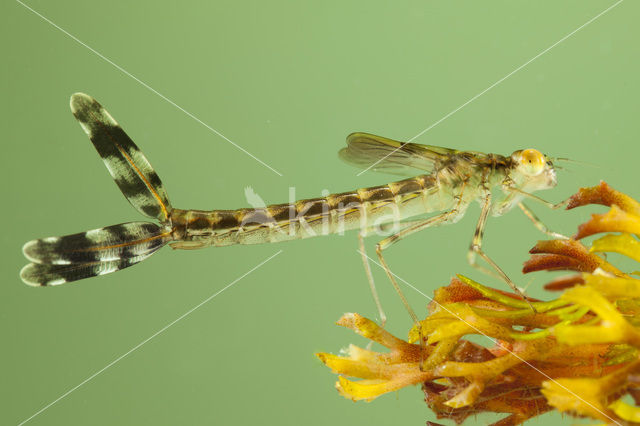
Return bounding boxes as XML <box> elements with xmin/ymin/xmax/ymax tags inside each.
<box><xmin>170</xmin><ymin>175</ymin><xmax>439</xmax><ymax>247</ymax></box>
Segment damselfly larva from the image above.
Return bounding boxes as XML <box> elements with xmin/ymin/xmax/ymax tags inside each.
<box><xmin>20</xmin><ymin>94</ymin><xmax>567</xmax><ymax>325</ymax></box>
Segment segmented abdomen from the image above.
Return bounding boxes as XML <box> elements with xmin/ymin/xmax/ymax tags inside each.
<box><xmin>170</xmin><ymin>174</ymin><xmax>444</xmax><ymax>248</ymax></box>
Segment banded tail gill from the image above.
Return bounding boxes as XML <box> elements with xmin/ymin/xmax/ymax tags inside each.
<box><xmin>21</xmin><ymin>223</ymin><xmax>172</xmax><ymax>286</ymax></box>
<box><xmin>70</xmin><ymin>93</ymin><xmax>171</xmax><ymax>222</ymax></box>
<box><xmin>21</xmin><ymin>94</ymin><xmax>174</xmax><ymax>286</ymax></box>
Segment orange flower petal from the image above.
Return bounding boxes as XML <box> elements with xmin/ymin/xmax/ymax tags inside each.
<box><xmin>543</xmin><ymin>274</ymin><xmax>585</xmax><ymax>291</ymax></box>
<box><xmin>566</xmin><ymin>181</ymin><xmax>640</xmax><ymax>215</ymax></box>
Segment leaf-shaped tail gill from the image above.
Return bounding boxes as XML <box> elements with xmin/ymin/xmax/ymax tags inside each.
<box><xmin>70</xmin><ymin>93</ymin><xmax>172</xmax><ymax>222</ymax></box>
<box><xmin>20</xmin><ymin>222</ymin><xmax>172</xmax><ymax>286</ymax></box>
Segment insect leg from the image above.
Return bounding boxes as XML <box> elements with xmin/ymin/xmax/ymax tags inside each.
<box><xmin>375</xmin><ymin>210</ymin><xmax>460</xmax><ymax>325</ymax></box>
<box><xmin>357</xmin><ymin>217</ymin><xmax>437</xmax><ymax>327</ymax></box>
<box><xmin>358</xmin><ymin>217</ymin><xmax>443</xmax><ymax>327</ymax></box>
<box><xmin>467</xmin><ymin>192</ymin><xmax>536</xmax><ymax>310</ymax></box>
<box><xmin>517</xmin><ymin>202</ymin><xmax>569</xmax><ymax>239</ymax></box>
<box><xmin>375</xmin><ymin>210</ymin><xmax>462</xmax><ymax>368</ymax></box>
<box><xmin>358</xmin><ymin>231</ymin><xmax>387</xmax><ymax>327</ymax></box>
<box><xmin>506</xmin><ymin>187</ymin><xmax>569</xmax><ymax>210</ymax></box>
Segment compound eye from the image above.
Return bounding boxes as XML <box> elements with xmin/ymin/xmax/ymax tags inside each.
<box><xmin>519</xmin><ymin>149</ymin><xmax>546</xmax><ymax>176</ymax></box>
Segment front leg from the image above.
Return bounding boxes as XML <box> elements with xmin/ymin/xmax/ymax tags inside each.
<box><xmin>517</xmin><ymin>202</ymin><xmax>569</xmax><ymax>240</ymax></box>
<box><xmin>504</xmin><ymin>186</ymin><xmax>570</xmax><ymax>239</ymax></box>
<box><xmin>506</xmin><ymin>186</ymin><xmax>570</xmax><ymax>210</ymax></box>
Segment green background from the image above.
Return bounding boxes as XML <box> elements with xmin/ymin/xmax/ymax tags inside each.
<box><xmin>3</xmin><ymin>1</ymin><xmax>639</xmax><ymax>424</ymax></box>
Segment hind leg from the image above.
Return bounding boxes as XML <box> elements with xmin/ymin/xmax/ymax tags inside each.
<box><xmin>374</xmin><ymin>209</ymin><xmax>462</xmax><ymax>325</ymax></box>
<box><xmin>358</xmin><ymin>231</ymin><xmax>387</xmax><ymax>327</ymax></box>
<box><xmin>357</xmin><ymin>217</ymin><xmax>450</xmax><ymax>327</ymax></box>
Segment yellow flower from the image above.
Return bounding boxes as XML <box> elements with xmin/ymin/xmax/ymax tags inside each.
<box><xmin>317</xmin><ymin>182</ymin><xmax>640</xmax><ymax>425</ymax></box>
<box><xmin>316</xmin><ymin>313</ymin><xmax>431</xmax><ymax>402</ymax></box>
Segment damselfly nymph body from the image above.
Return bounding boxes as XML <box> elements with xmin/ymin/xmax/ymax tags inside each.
<box><xmin>21</xmin><ymin>94</ymin><xmax>565</xmax><ymax>324</ymax></box>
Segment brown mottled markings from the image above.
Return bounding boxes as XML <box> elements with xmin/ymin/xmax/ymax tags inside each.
<box><xmin>188</xmin><ymin>216</ymin><xmax>210</xmax><ymax>232</ymax></box>
<box><xmin>241</xmin><ymin>209</ymin><xmax>274</xmax><ymax>226</ymax></box>
<box><xmin>328</xmin><ymin>192</ymin><xmax>362</xmax><ymax>209</ymax></box>
<box><xmin>331</xmin><ymin>192</ymin><xmax>364</xmax><ymax>218</ymax></box>
<box><xmin>296</xmin><ymin>198</ymin><xmax>329</xmax><ymax>217</ymax></box>
<box><xmin>268</xmin><ymin>204</ymin><xmax>296</xmax><ymax>222</ymax></box>
<box><xmin>170</xmin><ymin>174</ymin><xmax>443</xmax><ymax>247</ymax></box>
<box><xmin>390</xmin><ymin>178</ymin><xmax>423</xmax><ymax>195</ymax></box>
<box><xmin>359</xmin><ymin>185</ymin><xmax>394</xmax><ymax>202</ymax></box>
<box><xmin>214</xmin><ymin>211</ymin><xmax>240</xmax><ymax>229</ymax></box>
